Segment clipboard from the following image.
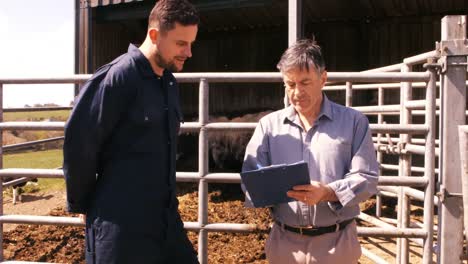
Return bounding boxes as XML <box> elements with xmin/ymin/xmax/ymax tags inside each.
<box><xmin>240</xmin><ymin>161</ymin><xmax>310</xmax><ymax>208</ymax></box>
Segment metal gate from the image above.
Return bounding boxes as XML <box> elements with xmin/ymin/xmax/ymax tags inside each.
<box><xmin>0</xmin><ymin>15</ymin><xmax>465</xmax><ymax>264</ymax></box>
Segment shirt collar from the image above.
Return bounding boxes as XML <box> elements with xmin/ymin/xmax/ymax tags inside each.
<box><xmin>127</xmin><ymin>44</ymin><xmax>163</xmax><ymax>79</ymax></box>
<box><xmin>282</xmin><ymin>93</ymin><xmax>334</xmax><ymax>125</ymax></box>
<box><xmin>320</xmin><ymin>94</ymin><xmax>333</xmax><ymax>120</ymax></box>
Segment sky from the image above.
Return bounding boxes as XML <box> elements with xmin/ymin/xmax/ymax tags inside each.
<box><xmin>0</xmin><ymin>0</ymin><xmax>75</xmax><ymax>108</ymax></box>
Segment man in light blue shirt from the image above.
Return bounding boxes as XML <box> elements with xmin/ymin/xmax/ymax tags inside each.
<box><xmin>242</xmin><ymin>39</ymin><xmax>379</xmax><ymax>263</ymax></box>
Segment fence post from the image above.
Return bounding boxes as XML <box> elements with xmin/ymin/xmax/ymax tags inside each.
<box><xmin>0</xmin><ymin>83</ymin><xmax>3</xmax><ymax>261</ymax></box>
<box><xmin>376</xmin><ymin>86</ymin><xmax>384</xmax><ymax>218</ymax></box>
<box><xmin>397</xmin><ymin>63</ymin><xmax>412</xmax><ymax>264</ymax></box>
<box><xmin>198</xmin><ymin>79</ymin><xmax>209</xmax><ymax>264</ymax></box>
<box><xmin>285</xmin><ymin>0</ymin><xmax>303</xmax><ymax>107</ymax></box>
<box><xmin>422</xmin><ymin>64</ymin><xmax>437</xmax><ymax>264</ymax></box>
<box><xmin>345</xmin><ymin>82</ymin><xmax>353</xmax><ymax>107</ymax></box>
<box><xmin>458</xmin><ymin>126</ymin><xmax>468</xmax><ymax>248</ymax></box>
<box><xmin>80</xmin><ymin>0</ymin><xmax>91</xmax><ymax>73</ymax></box>
<box><xmin>288</xmin><ymin>0</ymin><xmax>302</xmax><ymax>46</ymax></box>
<box><xmin>438</xmin><ymin>15</ymin><xmax>467</xmax><ymax>264</ymax></box>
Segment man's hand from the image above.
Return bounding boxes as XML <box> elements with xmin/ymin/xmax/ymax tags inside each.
<box><xmin>286</xmin><ymin>181</ymin><xmax>338</xmax><ymax>206</ymax></box>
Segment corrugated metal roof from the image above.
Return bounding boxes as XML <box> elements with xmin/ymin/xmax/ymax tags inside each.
<box><xmin>89</xmin><ymin>0</ymin><xmax>468</xmax><ymax>32</ymax></box>
<box><xmin>302</xmin><ymin>0</ymin><xmax>468</xmax><ymax>20</ymax></box>
<box><xmin>89</xmin><ymin>0</ymin><xmax>143</xmax><ymax>8</ymax></box>
<box><xmin>196</xmin><ymin>0</ymin><xmax>468</xmax><ymax>32</ymax></box>
<box><xmin>88</xmin><ymin>0</ymin><xmax>468</xmax><ymax>17</ymax></box>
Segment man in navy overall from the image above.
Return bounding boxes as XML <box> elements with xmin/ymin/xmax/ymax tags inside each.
<box><xmin>63</xmin><ymin>1</ymin><xmax>199</xmax><ymax>263</ymax></box>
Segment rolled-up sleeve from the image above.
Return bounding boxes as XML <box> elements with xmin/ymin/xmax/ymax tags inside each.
<box><xmin>63</xmin><ymin>66</ymin><xmax>132</xmax><ymax>213</ymax></box>
<box><xmin>241</xmin><ymin>121</ymin><xmax>271</xmax><ymax>207</ymax></box>
<box><xmin>327</xmin><ymin>116</ymin><xmax>379</xmax><ymax>212</ymax></box>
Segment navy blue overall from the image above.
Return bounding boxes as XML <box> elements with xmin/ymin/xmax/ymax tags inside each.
<box><xmin>63</xmin><ymin>44</ymin><xmax>198</xmax><ymax>264</ymax></box>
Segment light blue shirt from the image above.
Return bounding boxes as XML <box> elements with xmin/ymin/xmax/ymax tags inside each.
<box><xmin>242</xmin><ymin>95</ymin><xmax>379</xmax><ymax>227</ymax></box>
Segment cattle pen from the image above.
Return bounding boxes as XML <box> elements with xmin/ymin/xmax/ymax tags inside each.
<box><xmin>0</xmin><ymin>12</ymin><xmax>467</xmax><ymax>264</ymax></box>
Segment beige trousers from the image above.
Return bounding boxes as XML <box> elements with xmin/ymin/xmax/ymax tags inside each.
<box><xmin>265</xmin><ymin>221</ymin><xmax>361</xmax><ymax>264</ymax></box>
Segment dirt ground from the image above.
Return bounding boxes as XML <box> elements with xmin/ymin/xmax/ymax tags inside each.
<box><xmin>3</xmin><ymin>189</ymin><xmax>67</xmax><ymax>232</ymax></box>
<box><xmin>1</xmin><ymin>184</ymin><xmax>427</xmax><ymax>263</ymax></box>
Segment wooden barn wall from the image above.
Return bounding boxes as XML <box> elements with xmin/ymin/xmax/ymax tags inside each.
<box><xmin>91</xmin><ymin>17</ymin><xmax>146</xmax><ymax>71</ymax></box>
<box><xmin>91</xmin><ymin>23</ymin><xmax>129</xmax><ymax>71</ymax></box>
<box><xmin>90</xmin><ymin>15</ymin><xmax>447</xmax><ymax>118</ymax></box>
<box><xmin>305</xmin><ymin>18</ymin><xmax>441</xmax><ymax>70</ymax></box>
<box><xmin>305</xmin><ymin>17</ymin><xmax>442</xmax><ymax>106</ymax></box>
<box><xmin>181</xmin><ymin>27</ymin><xmax>288</xmax><ymax>120</ymax></box>
<box><xmin>366</xmin><ymin>18</ymin><xmax>441</xmax><ymax>105</ymax></box>
<box><xmin>91</xmin><ymin>22</ymin><xmax>288</xmax><ymax>119</ymax></box>
<box><xmin>365</xmin><ymin>18</ymin><xmax>440</xmax><ymax>70</ymax></box>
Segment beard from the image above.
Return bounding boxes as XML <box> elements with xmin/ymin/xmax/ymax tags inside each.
<box><xmin>155</xmin><ymin>52</ymin><xmax>181</xmax><ymax>73</ymax></box>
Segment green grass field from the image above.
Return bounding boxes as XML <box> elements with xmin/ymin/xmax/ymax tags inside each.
<box><xmin>2</xmin><ymin>109</ymin><xmax>70</xmax><ymax>192</ymax></box>
<box><xmin>4</xmin><ymin>110</ymin><xmax>70</xmax><ymax>122</ymax></box>
<box><xmin>3</xmin><ymin>149</ymin><xmax>65</xmax><ymax>192</ymax></box>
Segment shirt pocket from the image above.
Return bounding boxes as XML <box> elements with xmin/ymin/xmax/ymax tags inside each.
<box><xmin>125</xmin><ymin>104</ymin><xmax>164</xmax><ymax>153</ymax></box>
<box><xmin>127</xmin><ymin>107</ymin><xmax>161</xmax><ymax>132</ymax></box>
<box><xmin>130</xmin><ymin>83</ymin><xmax>166</xmax><ymax>126</ymax></box>
<box><xmin>317</xmin><ymin>138</ymin><xmax>352</xmax><ymax>183</ymax></box>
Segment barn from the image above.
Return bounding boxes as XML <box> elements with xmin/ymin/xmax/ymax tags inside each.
<box><xmin>76</xmin><ymin>0</ymin><xmax>468</xmax><ymax>117</ymax></box>
<box><xmin>72</xmin><ymin>1</ymin><xmax>468</xmax><ymax>263</ymax></box>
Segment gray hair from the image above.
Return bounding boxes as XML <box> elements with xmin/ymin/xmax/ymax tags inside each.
<box><xmin>276</xmin><ymin>39</ymin><xmax>326</xmax><ymax>74</ymax></box>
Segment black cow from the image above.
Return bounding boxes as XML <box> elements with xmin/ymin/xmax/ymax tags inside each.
<box><xmin>176</xmin><ymin>111</ymin><xmax>272</xmax><ymax>172</ymax></box>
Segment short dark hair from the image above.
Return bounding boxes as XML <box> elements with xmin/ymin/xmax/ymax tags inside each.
<box><xmin>277</xmin><ymin>38</ymin><xmax>326</xmax><ymax>73</ymax></box>
<box><xmin>148</xmin><ymin>0</ymin><xmax>199</xmax><ymax>32</ymax></box>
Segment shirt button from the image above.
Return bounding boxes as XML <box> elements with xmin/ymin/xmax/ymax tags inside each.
<box><xmin>164</xmin><ymin>107</ymin><xmax>168</xmax><ymax>111</ymax></box>
<box><xmin>169</xmin><ymin>81</ymin><xmax>173</xmax><ymax>85</ymax></box>
<box><xmin>167</xmin><ymin>141</ymin><xmax>171</xmax><ymax>145</ymax></box>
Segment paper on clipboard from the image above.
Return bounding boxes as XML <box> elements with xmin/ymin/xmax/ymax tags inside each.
<box><xmin>240</xmin><ymin>161</ymin><xmax>310</xmax><ymax>208</ymax></box>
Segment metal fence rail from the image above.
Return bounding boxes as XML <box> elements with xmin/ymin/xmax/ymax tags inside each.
<box><xmin>3</xmin><ymin>137</ymin><xmax>64</xmax><ymax>152</ymax></box>
<box><xmin>0</xmin><ymin>170</ymin><xmax>430</xmax><ymax>186</ymax></box>
<box><xmin>3</xmin><ymin>107</ymin><xmax>72</xmax><ymax>113</ymax></box>
<box><xmin>0</xmin><ymin>69</ymin><xmax>438</xmax><ymax>264</ymax></box>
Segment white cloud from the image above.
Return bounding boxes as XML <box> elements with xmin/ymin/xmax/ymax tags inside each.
<box><xmin>2</xmin><ymin>20</ymin><xmax>73</xmax><ymax>76</ymax></box>
<box><xmin>1</xmin><ymin>23</ymin><xmax>75</xmax><ymax>107</ymax></box>
<box><xmin>0</xmin><ymin>11</ymin><xmax>8</xmax><ymax>35</ymax></box>
<box><xmin>3</xmin><ymin>84</ymin><xmax>74</xmax><ymax>108</ymax></box>
<box><xmin>0</xmin><ymin>0</ymin><xmax>75</xmax><ymax>107</ymax></box>
<box><xmin>0</xmin><ymin>11</ymin><xmax>10</xmax><ymax>64</ymax></box>
<box><xmin>0</xmin><ymin>11</ymin><xmax>8</xmax><ymax>31</ymax></box>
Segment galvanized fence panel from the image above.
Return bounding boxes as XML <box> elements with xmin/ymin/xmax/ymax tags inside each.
<box><xmin>0</xmin><ymin>69</ymin><xmax>439</xmax><ymax>264</ymax></box>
